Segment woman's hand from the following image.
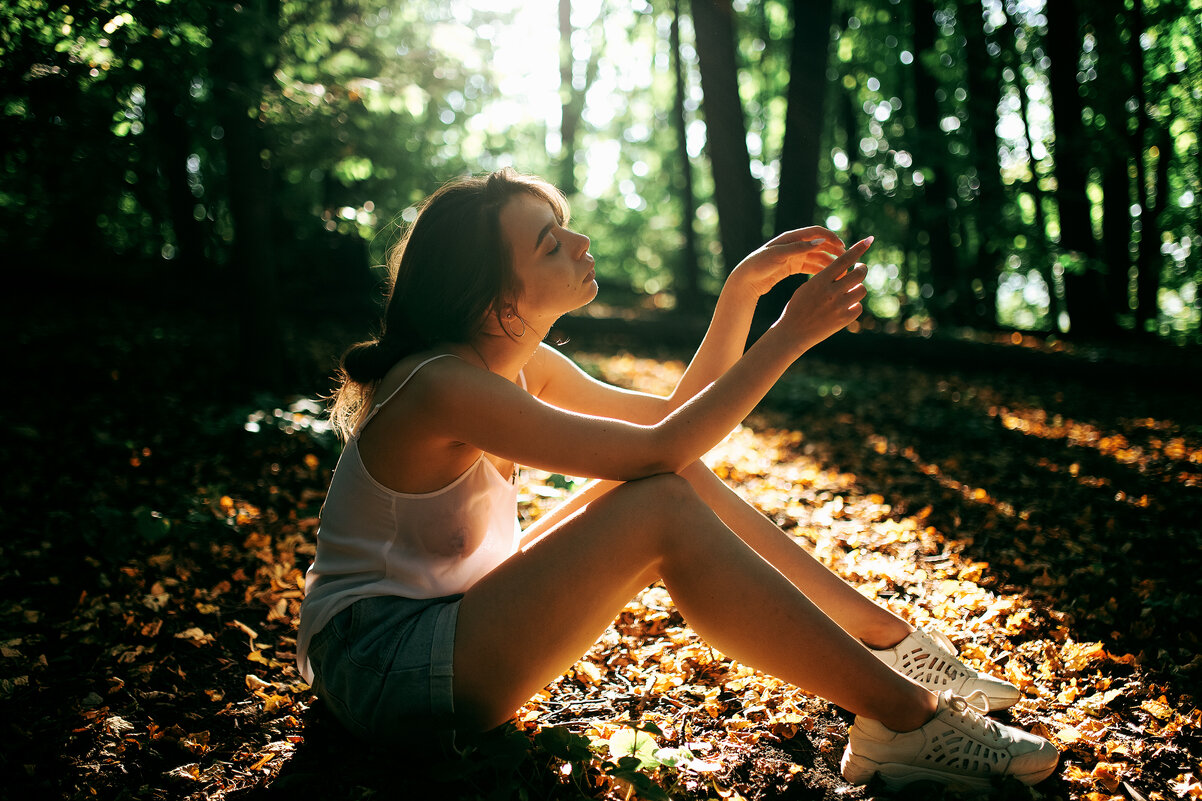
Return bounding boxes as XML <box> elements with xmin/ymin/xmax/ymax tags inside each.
<box><xmin>773</xmin><ymin>236</ymin><xmax>872</xmax><ymax>355</ymax></box>
<box><xmin>729</xmin><ymin>226</ymin><xmax>846</xmax><ymax>298</ymax></box>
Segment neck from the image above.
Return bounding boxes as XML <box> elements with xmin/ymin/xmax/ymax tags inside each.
<box><xmin>466</xmin><ymin>327</ymin><xmax>543</xmax><ymax>380</ymax></box>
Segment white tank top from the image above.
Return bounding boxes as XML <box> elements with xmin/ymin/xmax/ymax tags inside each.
<box><xmin>296</xmin><ymin>354</ymin><xmax>522</xmax><ymax>682</ymax></box>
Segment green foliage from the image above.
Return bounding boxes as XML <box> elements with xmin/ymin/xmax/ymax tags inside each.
<box><xmin>0</xmin><ymin>0</ymin><xmax>1197</xmax><ymax>339</ymax></box>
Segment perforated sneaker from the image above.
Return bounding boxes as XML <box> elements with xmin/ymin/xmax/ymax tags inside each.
<box><xmin>840</xmin><ymin>690</ymin><xmax>1059</xmax><ymax>790</ymax></box>
<box><xmin>869</xmin><ymin>627</ymin><xmax>1021</xmax><ymax>711</ymax></box>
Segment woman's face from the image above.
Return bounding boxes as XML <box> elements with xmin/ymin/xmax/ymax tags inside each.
<box><xmin>499</xmin><ymin>192</ymin><xmax>597</xmax><ymax>326</ymax></box>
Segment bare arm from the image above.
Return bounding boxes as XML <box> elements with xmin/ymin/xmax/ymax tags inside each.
<box><xmin>518</xmin><ymin>477</ymin><xmax>620</xmax><ymax>548</ymax></box>
<box><xmin>534</xmin><ymin>227</ymin><xmax>846</xmax><ymax>424</ymax></box>
<box><xmin>424</xmin><ymin>238</ymin><xmax>871</xmax><ymax>481</ymax></box>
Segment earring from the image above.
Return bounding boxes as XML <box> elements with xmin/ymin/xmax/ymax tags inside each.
<box><xmin>504</xmin><ymin>311</ymin><xmax>526</xmax><ymax>338</ymax></box>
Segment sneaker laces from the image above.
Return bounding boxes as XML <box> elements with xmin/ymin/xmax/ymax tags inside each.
<box><xmin>960</xmin><ymin>689</ymin><xmax>991</xmax><ymax>714</ymax></box>
<box><xmin>946</xmin><ymin>692</ymin><xmax>1003</xmax><ymax>743</ymax></box>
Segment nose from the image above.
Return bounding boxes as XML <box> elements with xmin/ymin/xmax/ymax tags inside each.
<box><xmin>571</xmin><ymin>230</ymin><xmax>591</xmax><ymax>258</ymax></box>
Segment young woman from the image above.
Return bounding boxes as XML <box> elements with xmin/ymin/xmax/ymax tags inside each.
<box><xmin>297</xmin><ymin>169</ymin><xmax>1058</xmax><ymax>791</ymax></box>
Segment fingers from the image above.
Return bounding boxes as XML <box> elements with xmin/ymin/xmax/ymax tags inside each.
<box><xmin>765</xmin><ymin>226</ymin><xmax>845</xmax><ymax>249</ymax></box>
<box><xmin>841</xmin><ymin>263</ymin><xmax>869</xmax><ymax>291</ymax></box>
<box><xmin>845</xmin><ymin>268</ymin><xmax>869</xmax><ymax>302</ymax></box>
<box><xmin>763</xmin><ymin>230</ymin><xmax>852</xmax><ymax>276</ymax></box>
<box><xmin>815</xmin><ymin>236</ymin><xmax>873</xmax><ymax>281</ymax></box>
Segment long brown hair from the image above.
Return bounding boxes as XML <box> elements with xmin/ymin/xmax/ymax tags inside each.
<box><xmin>328</xmin><ymin>168</ymin><xmax>569</xmax><ymax>440</ymax></box>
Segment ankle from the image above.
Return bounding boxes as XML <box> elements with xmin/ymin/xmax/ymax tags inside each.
<box><xmin>879</xmin><ymin>688</ymin><xmax>939</xmax><ymax>733</ymax></box>
<box><xmin>861</xmin><ymin>620</ymin><xmax>914</xmax><ymax>652</ymax></box>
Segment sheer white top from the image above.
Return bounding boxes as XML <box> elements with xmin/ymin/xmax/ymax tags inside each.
<box><xmin>297</xmin><ymin>354</ymin><xmax>522</xmax><ymax>682</ymax></box>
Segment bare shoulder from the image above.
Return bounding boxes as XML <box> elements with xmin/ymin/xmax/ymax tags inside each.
<box><xmin>358</xmin><ymin>352</ymin><xmax>501</xmax><ymax>491</ymax></box>
<box><xmin>358</xmin><ymin>351</ymin><xmax>492</xmax><ymax>449</ymax></box>
<box><xmin>371</xmin><ymin>352</ymin><xmax>474</xmax><ymax>411</ymax></box>
<box><xmin>524</xmin><ymin>343</ymin><xmax>580</xmax><ymax>399</ymax></box>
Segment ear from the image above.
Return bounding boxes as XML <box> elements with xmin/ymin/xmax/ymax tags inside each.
<box><xmin>497</xmin><ymin>299</ymin><xmax>521</xmax><ymax>321</ymax></box>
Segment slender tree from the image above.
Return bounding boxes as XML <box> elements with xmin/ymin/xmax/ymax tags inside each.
<box><xmin>209</xmin><ymin>0</ymin><xmax>284</xmax><ymax>381</ymax></box>
<box><xmin>141</xmin><ymin>69</ymin><xmax>209</xmax><ymax>276</ymax></box>
<box><xmin>960</xmin><ymin>0</ymin><xmax>1006</xmax><ymax>328</ymax></box>
<box><xmin>1091</xmin><ymin>0</ymin><xmax>1137</xmax><ymax>327</ymax></box>
<box><xmin>839</xmin><ymin>64</ymin><xmax>865</xmax><ymax>241</ymax></box>
<box><xmin>691</xmin><ymin>0</ymin><xmax>764</xmax><ymax>271</ymax></box>
<box><xmin>671</xmin><ymin>0</ymin><xmax>703</xmax><ymax>312</ymax></box>
<box><xmin>757</xmin><ymin>0</ymin><xmax>834</xmax><ymax>318</ymax></box>
<box><xmin>1046</xmin><ymin>0</ymin><xmax>1113</xmax><ymax>336</ymax></box>
<box><xmin>558</xmin><ymin>0</ymin><xmax>603</xmax><ymax>196</ymax></box>
<box><xmin>1131</xmin><ymin>0</ymin><xmax>1165</xmax><ymax>335</ymax></box>
<box><xmin>910</xmin><ymin>0</ymin><xmax>962</xmax><ymax>324</ymax></box>
<box><xmin>775</xmin><ymin>0</ymin><xmax>834</xmax><ymax>234</ymax></box>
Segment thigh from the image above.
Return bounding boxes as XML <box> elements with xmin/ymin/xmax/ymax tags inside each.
<box><xmin>452</xmin><ymin>474</ymin><xmax>708</xmax><ymax>731</ymax></box>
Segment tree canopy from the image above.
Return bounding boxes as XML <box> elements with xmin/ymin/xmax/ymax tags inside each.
<box><xmin>2</xmin><ymin>0</ymin><xmax>1199</xmax><ymax>344</ymax></box>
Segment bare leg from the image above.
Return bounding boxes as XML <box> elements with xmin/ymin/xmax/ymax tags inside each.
<box><xmin>523</xmin><ymin>463</ymin><xmax>913</xmax><ymax>649</ymax></box>
<box><xmin>677</xmin><ymin>462</ymin><xmax>913</xmax><ymax>649</ymax></box>
<box><xmin>453</xmin><ymin>474</ymin><xmax>936</xmax><ymax>733</ymax></box>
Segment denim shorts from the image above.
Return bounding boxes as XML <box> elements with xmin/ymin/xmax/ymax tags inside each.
<box><xmin>307</xmin><ymin>593</ymin><xmax>463</xmax><ymax>748</ymax></box>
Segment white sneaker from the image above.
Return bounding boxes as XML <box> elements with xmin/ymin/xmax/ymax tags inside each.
<box><xmin>869</xmin><ymin>627</ymin><xmax>1021</xmax><ymax>712</ymax></box>
<box><xmin>841</xmin><ymin>690</ymin><xmax>1059</xmax><ymax>790</ymax></box>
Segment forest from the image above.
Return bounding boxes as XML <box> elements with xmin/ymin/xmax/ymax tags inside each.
<box><xmin>1</xmin><ymin>0</ymin><xmax>1201</xmax><ymax>799</ymax></box>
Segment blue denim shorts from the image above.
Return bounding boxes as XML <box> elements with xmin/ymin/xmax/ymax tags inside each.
<box><xmin>307</xmin><ymin>593</ymin><xmax>463</xmax><ymax>748</ymax></box>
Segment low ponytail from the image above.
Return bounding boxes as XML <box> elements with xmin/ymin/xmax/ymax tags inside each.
<box><xmin>328</xmin><ymin>330</ymin><xmax>418</xmax><ymax>441</ymax></box>
<box><xmin>340</xmin><ymin>338</ymin><xmax>400</xmax><ymax>385</ymax></box>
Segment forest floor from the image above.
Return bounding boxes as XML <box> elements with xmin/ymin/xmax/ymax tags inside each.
<box><xmin>2</xmin><ymin>299</ymin><xmax>1201</xmax><ymax>801</ymax></box>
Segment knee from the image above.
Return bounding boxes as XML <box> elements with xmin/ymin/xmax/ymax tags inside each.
<box><xmin>620</xmin><ymin>472</ymin><xmax>697</xmax><ymax>508</ymax></box>
<box><xmin>610</xmin><ymin>473</ymin><xmax>712</xmax><ymax>532</ymax></box>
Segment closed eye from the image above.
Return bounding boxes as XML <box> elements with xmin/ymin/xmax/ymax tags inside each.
<box><xmin>547</xmin><ymin>238</ymin><xmax>561</xmax><ymax>255</ymax></box>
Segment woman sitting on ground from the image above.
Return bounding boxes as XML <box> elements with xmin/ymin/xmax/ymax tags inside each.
<box><xmin>297</xmin><ymin>168</ymin><xmax>1058</xmax><ymax>791</ymax></box>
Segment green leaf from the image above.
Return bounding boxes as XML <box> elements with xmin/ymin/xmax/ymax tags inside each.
<box><xmin>534</xmin><ymin>725</ymin><xmax>592</xmax><ymax>763</ymax></box>
<box><xmin>606</xmin><ymin>759</ymin><xmax>671</xmax><ymax>801</ymax></box>
<box><xmin>607</xmin><ymin>726</ymin><xmax>659</xmax><ymax>769</ymax></box>
<box><xmin>651</xmin><ymin>746</ymin><xmax>694</xmax><ymax>769</ymax></box>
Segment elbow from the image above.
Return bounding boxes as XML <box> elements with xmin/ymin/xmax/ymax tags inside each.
<box><xmin>635</xmin><ymin>428</ymin><xmax>692</xmax><ymax>477</ymax></box>
<box><xmin>611</xmin><ymin>457</ymin><xmax>676</xmax><ymax>482</ymax></box>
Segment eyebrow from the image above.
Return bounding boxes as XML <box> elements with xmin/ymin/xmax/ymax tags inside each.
<box><xmin>533</xmin><ymin>221</ymin><xmax>555</xmax><ymax>252</ymax></box>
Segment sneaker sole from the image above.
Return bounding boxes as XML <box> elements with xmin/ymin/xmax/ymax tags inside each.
<box><xmin>840</xmin><ymin>750</ymin><xmax>1056</xmax><ymax>790</ymax></box>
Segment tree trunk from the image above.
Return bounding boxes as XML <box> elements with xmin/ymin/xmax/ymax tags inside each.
<box><xmin>1137</xmin><ymin>124</ymin><xmax>1170</xmax><ymax>334</ymax></box>
<box><xmin>557</xmin><ymin>0</ymin><xmax>602</xmax><ymax>196</ymax></box>
<box><xmin>911</xmin><ymin>0</ymin><xmax>962</xmax><ymax>324</ymax></box>
<box><xmin>1132</xmin><ymin>0</ymin><xmax>1158</xmax><ymax>335</ymax></box>
<box><xmin>960</xmin><ymin>0</ymin><xmax>1005</xmax><ymax>329</ymax></box>
<box><xmin>144</xmin><ymin>77</ymin><xmax>208</xmax><ymax>278</ymax></box>
<box><xmin>840</xmin><ymin>82</ymin><xmax>863</xmax><ymax>243</ymax></box>
<box><xmin>775</xmin><ymin>0</ymin><xmax>833</xmax><ymax>234</ymax></box>
<box><xmin>1045</xmin><ymin>0</ymin><xmax>1113</xmax><ymax>337</ymax></box>
<box><xmin>760</xmin><ymin>0</ymin><xmax>833</xmax><ymax>318</ymax></box>
<box><xmin>210</xmin><ymin>0</ymin><xmax>284</xmax><ymax>385</ymax></box>
<box><xmin>1092</xmin><ymin>0</ymin><xmax>1135</xmax><ymax>328</ymax></box>
<box><xmin>691</xmin><ymin>0</ymin><xmax>764</xmax><ymax>272</ymax></box>
<box><xmin>671</xmin><ymin>0</ymin><xmax>703</xmax><ymax>312</ymax></box>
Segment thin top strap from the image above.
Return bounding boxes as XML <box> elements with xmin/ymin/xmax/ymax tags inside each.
<box><xmin>353</xmin><ymin>353</ymin><xmax>455</xmax><ymax>437</ymax></box>
<box><xmin>353</xmin><ymin>354</ymin><xmax>529</xmax><ymax>438</ymax></box>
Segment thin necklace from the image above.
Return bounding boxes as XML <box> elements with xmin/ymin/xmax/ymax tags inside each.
<box><xmin>467</xmin><ymin>341</ymin><xmax>490</xmax><ymax>372</ymax></box>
